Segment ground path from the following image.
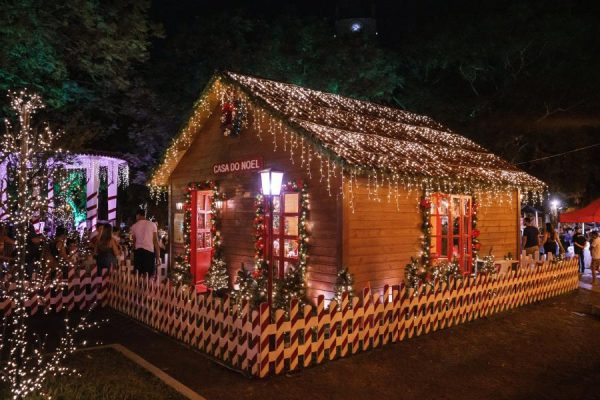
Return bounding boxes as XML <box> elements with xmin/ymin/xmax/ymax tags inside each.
<box><xmin>81</xmin><ymin>288</ymin><xmax>600</xmax><ymax>400</ymax></box>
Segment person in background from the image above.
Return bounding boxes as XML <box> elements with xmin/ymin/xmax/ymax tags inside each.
<box><xmin>26</xmin><ymin>221</ymin><xmax>44</xmax><ymax>277</ymax></box>
<box><xmin>95</xmin><ymin>224</ymin><xmax>121</xmax><ymax>276</ymax></box>
<box><xmin>47</xmin><ymin>226</ymin><xmax>69</xmax><ymax>276</ymax></box>
<box><xmin>66</xmin><ymin>237</ymin><xmax>79</xmax><ymax>264</ymax></box>
<box><xmin>521</xmin><ymin>217</ymin><xmax>540</xmax><ymax>256</ymax></box>
<box><xmin>573</xmin><ymin>226</ymin><xmax>587</xmax><ymax>274</ymax></box>
<box><xmin>0</xmin><ymin>224</ymin><xmax>15</xmax><ymax>262</ymax></box>
<box><xmin>542</xmin><ymin>223</ymin><xmax>564</xmax><ymax>257</ymax></box>
<box><xmin>590</xmin><ymin>231</ymin><xmax>600</xmax><ymax>284</ymax></box>
<box><xmin>89</xmin><ymin>222</ymin><xmax>104</xmax><ymax>246</ymax></box>
<box><xmin>130</xmin><ymin>209</ymin><xmax>161</xmax><ymax>276</ymax></box>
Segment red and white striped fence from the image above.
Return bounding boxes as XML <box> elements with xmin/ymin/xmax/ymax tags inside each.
<box><xmin>0</xmin><ymin>267</ymin><xmax>109</xmax><ymax>317</ymax></box>
<box><xmin>105</xmin><ymin>258</ymin><xmax>579</xmax><ymax>377</ymax></box>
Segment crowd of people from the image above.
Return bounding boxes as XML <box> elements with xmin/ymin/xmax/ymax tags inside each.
<box><xmin>521</xmin><ymin>217</ymin><xmax>600</xmax><ymax>283</ymax></box>
<box><xmin>0</xmin><ymin>209</ymin><xmax>169</xmax><ymax>281</ymax></box>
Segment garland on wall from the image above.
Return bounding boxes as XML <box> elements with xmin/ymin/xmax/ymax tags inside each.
<box><xmin>169</xmin><ymin>181</ymin><xmax>226</xmax><ymax>287</ymax></box>
<box><xmin>220</xmin><ymin>95</ymin><xmax>246</xmax><ymax>137</ymax></box>
<box><xmin>419</xmin><ymin>195</ymin><xmax>432</xmax><ymax>266</ymax></box>
<box><xmin>471</xmin><ymin>197</ymin><xmax>481</xmax><ymax>265</ymax></box>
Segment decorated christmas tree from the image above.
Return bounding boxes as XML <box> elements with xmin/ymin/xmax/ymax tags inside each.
<box><xmin>332</xmin><ymin>267</ymin><xmax>355</xmax><ymax>308</ymax></box>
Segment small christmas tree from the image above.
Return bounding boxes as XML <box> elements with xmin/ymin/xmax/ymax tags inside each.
<box><xmin>273</xmin><ymin>265</ymin><xmax>306</xmax><ymax>312</ymax></box>
<box><xmin>205</xmin><ymin>256</ymin><xmax>228</xmax><ymax>291</ymax></box>
<box><xmin>332</xmin><ymin>267</ymin><xmax>355</xmax><ymax>308</ymax></box>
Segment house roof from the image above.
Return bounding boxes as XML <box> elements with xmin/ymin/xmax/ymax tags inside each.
<box><xmin>149</xmin><ymin>71</ymin><xmax>545</xmax><ymax>193</ymax></box>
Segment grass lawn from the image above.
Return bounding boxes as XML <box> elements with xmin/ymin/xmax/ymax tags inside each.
<box><xmin>0</xmin><ymin>347</ymin><xmax>188</xmax><ymax>399</ymax></box>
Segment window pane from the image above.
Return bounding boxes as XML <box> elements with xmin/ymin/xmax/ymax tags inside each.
<box><xmin>272</xmin><ymin>213</ymin><xmax>280</xmax><ymax>231</ymax></box>
<box><xmin>452</xmin><ymin>198</ymin><xmax>461</xmax><ymax>235</ymax></box>
<box><xmin>273</xmin><ymin>239</ymin><xmax>281</xmax><ymax>257</ymax></box>
<box><xmin>283</xmin><ymin>261</ymin><xmax>294</xmax><ymax>275</ymax></box>
<box><xmin>196</xmin><ymin>231</ymin><xmax>204</xmax><ymax>250</ymax></box>
<box><xmin>284</xmin><ymin>193</ymin><xmax>299</xmax><ymax>214</ymax></box>
<box><xmin>441</xmin><ymin>237</ymin><xmax>448</xmax><ymax>257</ymax></box>
<box><xmin>273</xmin><ymin>196</ymin><xmax>281</xmax><ymax>213</ymax></box>
<box><xmin>284</xmin><ymin>240</ymin><xmax>299</xmax><ymax>258</ymax></box>
<box><xmin>453</xmin><ymin>237</ymin><xmax>460</xmax><ymax>258</ymax></box>
<box><xmin>197</xmin><ymin>213</ymin><xmax>205</xmax><ymax>229</ymax></box>
<box><xmin>440</xmin><ymin>198</ymin><xmax>449</xmax><ymax>215</ymax></box>
<box><xmin>285</xmin><ymin>216</ymin><xmax>298</xmax><ymax>236</ymax></box>
<box><xmin>198</xmin><ymin>194</ymin><xmax>205</xmax><ymax>210</ymax></box>
<box><xmin>441</xmin><ymin>216</ymin><xmax>449</xmax><ymax>235</ymax></box>
<box><xmin>204</xmin><ymin>232</ymin><xmax>211</xmax><ymax>248</ymax></box>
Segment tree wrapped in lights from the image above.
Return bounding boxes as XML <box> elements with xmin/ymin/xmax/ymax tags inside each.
<box><xmin>0</xmin><ymin>90</ymin><xmax>96</xmax><ymax>399</ymax></box>
<box><xmin>419</xmin><ymin>195</ymin><xmax>432</xmax><ymax>265</ymax></box>
<box><xmin>332</xmin><ymin>267</ymin><xmax>355</xmax><ymax>309</ymax></box>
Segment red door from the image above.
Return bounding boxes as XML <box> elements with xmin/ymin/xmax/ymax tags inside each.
<box><xmin>190</xmin><ymin>190</ymin><xmax>213</xmax><ymax>291</ymax></box>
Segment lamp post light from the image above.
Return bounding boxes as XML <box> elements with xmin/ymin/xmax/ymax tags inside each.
<box><xmin>259</xmin><ymin>168</ymin><xmax>284</xmax><ymax>308</ymax></box>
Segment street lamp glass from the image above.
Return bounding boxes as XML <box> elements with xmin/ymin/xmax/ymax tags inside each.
<box><xmin>270</xmin><ymin>171</ymin><xmax>284</xmax><ymax>196</ymax></box>
<box><xmin>259</xmin><ymin>169</ymin><xmax>284</xmax><ymax>196</ymax></box>
<box><xmin>260</xmin><ymin>169</ymin><xmax>271</xmax><ymax>195</ymax></box>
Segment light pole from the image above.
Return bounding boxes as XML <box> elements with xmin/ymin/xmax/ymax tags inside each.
<box><xmin>259</xmin><ymin>168</ymin><xmax>284</xmax><ymax>308</ymax></box>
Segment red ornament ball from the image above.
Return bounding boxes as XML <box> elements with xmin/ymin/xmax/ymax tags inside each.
<box><xmin>472</xmin><ymin>229</ymin><xmax>480</xmax><ymax>238</ymax></box>
<box><xmin>420</xmin><ymin>198</ymin><xmax>431</xmax><ymax>209</ymax></box>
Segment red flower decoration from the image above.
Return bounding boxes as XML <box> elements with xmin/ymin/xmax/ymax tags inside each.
<box><xmin>473</xmin><ymin>243</ymin><xmax>481</xmax><ymax>251</ymax></box>
<box><xmin>472</xmin><ymin>229</ymin><xmax>480</xmax><ymax>238</ymax></box>
<box><xmin>420</xmin><ymin>198</ymin><xmax>431</xmax><ymax>210</ymax></box>
<box><xmin>251</xmin><ymin>269</ymin><xmax>262</xmax><ymax>279</ymax></box>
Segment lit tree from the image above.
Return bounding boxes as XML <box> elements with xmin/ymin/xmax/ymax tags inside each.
<box><xmin>0</xmin><ymin>90</ymin><xmax>95</xmax><ymax>399</ymax></box>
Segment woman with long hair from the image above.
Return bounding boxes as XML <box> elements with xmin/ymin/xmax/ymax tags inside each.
<box><xmin>95</xmin><ymin>224</ymin><xmax>121</xmax><ymax>276</ymax></box>
<box><xmin>542</xmin><ymin>222</ymin><xmax>564</xmax><ymax>257</ymax></box>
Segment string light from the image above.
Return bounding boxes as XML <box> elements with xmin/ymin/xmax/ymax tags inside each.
<box><xmin>149</xmin><ymin>72</ymin><xmax>545</xmax><ymax>206</ymax></box>
<box><xmin>0</xmin><ymin>90</ymin><xmax>100</xmax><ymax>399</ymax></box>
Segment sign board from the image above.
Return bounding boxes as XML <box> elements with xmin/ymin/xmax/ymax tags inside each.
<box><xmin>173</xmin><ymin>213</ymin><xmax>184</xmax><ymax>244</ymax></box>
<box><xmin>213</xmin><ymin>157</ymin><xmax>263</xmax><ymax>175</ymax></box>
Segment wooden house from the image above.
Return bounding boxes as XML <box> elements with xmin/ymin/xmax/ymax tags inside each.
<box><xmin>149</xmin><ymin>71</ymin><xmax>545</xmax><ymax>301</ymax></box>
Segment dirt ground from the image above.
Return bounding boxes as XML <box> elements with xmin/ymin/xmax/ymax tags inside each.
<box><xmin>75</xmin><ymin>288</ymin><xmax>600</xmax><ymax>400</ymax></box>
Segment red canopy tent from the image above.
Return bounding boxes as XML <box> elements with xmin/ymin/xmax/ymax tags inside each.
<box><xmin>559</xmin><ymin>199</ymin><xmax>600</xmax><ymax>223</ymax></box>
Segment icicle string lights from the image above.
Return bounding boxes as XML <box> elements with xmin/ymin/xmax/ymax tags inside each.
<box><xmin>149</xmin><ymin>72</ymin><xmax>546</xmax><ymax>205</ymax></box>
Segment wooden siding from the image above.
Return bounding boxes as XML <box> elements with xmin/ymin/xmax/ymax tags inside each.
<box><xmin>169</xmin><ymin>106</ymin><xmax>340</xmax><ymax>302</ymax></box>
<box><xmin>476</xmin><ymin>190</ymin><xmax>519</xmax><ymax>258</ymax></box>
<box><xmin>343</xmin><ymin>180</ymin><xmax>422</xmax><ymax>294</ymax></box>
<box><xmin>343</xmin><ymin>182</ymin><xmax>520</xmax><ymax>293</ymax></box>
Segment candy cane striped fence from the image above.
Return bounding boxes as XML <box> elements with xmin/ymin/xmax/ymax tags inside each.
<box><xmin>105</xmin><ymin>258</ymin><xmax>578</xmax><ymax>377</ymax></box>
<box><xmin>0</xmin><ymin>267</ymin><xmax>109</xmax><ymax>317</ymax></box>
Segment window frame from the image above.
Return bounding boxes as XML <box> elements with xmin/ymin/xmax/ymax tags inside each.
<box><xmin>267</xmin><ymin>190</ymin><xmax>301</xmax><ymax>279</ymax></box>
<box><xmin>429</xmin><ymin>193</ymin><xmax>473</xmax><ymax>273</ymax></box>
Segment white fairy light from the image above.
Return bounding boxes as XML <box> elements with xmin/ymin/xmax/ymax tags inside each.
<box><xmin>148</xmin><ymin>72</ymin><xmax>546</xmax><ymax>205</ymax></box>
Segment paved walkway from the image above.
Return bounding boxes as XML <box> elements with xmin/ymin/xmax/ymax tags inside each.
<box><xmin>82</xmin><ymin>288</ymin><xmax>600</xmax><ymax>400</ymax></box>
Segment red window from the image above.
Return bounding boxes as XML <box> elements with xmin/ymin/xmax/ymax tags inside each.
<box><xmin>267</xmin><ymin>191</ymin><xmax>301</xmax><ymax>278</ymax></box>
<box><xmin>429</xmin><ymin>194</ymin><xmax>473</xmax><ymax>273</ymax></box>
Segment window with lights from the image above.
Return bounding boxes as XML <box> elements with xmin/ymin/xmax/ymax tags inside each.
<box><xmin>269</xmin><ymin>191</ymin><xmax>301</xmax><ymax>278</ymax></box>
<box><xmin>429</xmin><ymin>193</ymin><xmax>473</xmax><ymax>273</ymax></box>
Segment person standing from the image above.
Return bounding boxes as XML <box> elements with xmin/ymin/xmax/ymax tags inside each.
<box><xmin>590</xmin><ymin>231</ymin><xmax>600</xmax><ymax>284</ymax></box>
<box><xmin>521</xmin><ymin>217</ymin><xmax>540</xmax><ymax>256</ymax></box>
<box><xmin>95</xmin><ymin>224</ymin><xmax>121</xmax><ymax>276</ymax></box>
<box><xmin>573</xmin><ymin>226</ymin><xmax>587</xmax><ymax>274</ymax></box>
<box><xmin>130</xmin><ymin>209</ymin><xmax>161</xmax><ymax>276</ymax></box>
<box><xmin>542</xmin><ymin>223</ymin><xmax>564</xmax><ymax>257</ymax></box>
